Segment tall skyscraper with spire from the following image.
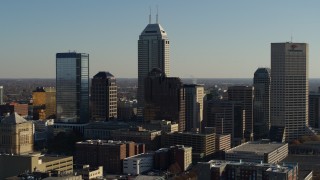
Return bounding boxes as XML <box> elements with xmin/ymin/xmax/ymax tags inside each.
<box><xmin>137</xmin><ymin>13</ymin><xmax>170</xmax><ymax>120</ymax></box>
<box><xmin>270</xmin><ymin>42</ymin><xmax>308</xmax><ymax>141</ymax></box>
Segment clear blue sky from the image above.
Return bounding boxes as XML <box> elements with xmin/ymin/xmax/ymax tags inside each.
<box><xmin>1</xmin><ymin>0</ymin><xmax>320</xmax><ymax>78</ymax></box>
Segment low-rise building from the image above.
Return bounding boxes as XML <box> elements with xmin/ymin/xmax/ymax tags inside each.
<box><xmin>123</xmin><ymin>153</ymin><xmax>154</xmax><ymax>175</ymax></box>
<box><xmin>225</xmin><ymin>141</ymin><xmax>288</xmax><ymax>163</ymax></box>
<box><xmin>162</xmin><ymin>132</ymin><xmax>215</xmax><ymax>162</ymax></box>
<box><xmin>74</xmin><ymin>165</ymin><xmax>103</xmax><ymax>180</ymax></box>
<box><xmin>0</xmin><ymin>153</ymin><xmax>73</xmax><ymax>179</ymax></box>
<box><xmin>196</xmin><ymin>160</ymin><xmax>298</xmax><ymax>180</ymax></box>
<box><xmin>75</xmin><ymin>140</ymin><xmax>144</xmax><ymax>174</ymax></box>
<box><xmin>84</xmin><ymin>121</ymin><xmax>129</xmax><ymax>140</ymax></box>
<box><xmin>170</xmin><ymin>145</ymin><xmax>192</xmax><ymax>171</ymax></box>
<box><xmin>0</xmin><ymin>112</ymin><xmax>34</xmax><ymax>155</ymax></box>
<box><xmin>110</xmin><ymin>127</ymin><xmax>162</xmax><ymax>150</ymax></box>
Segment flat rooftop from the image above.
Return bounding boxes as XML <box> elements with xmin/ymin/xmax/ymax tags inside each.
<box><xmin>40</xmin><ymin>155</ymin><xmax>72</xmax><ymax>163</ymax></box>
<box><xmin>76</xmin><ymin>140</ymin><xmax>134</xmax><ymax>145</ymax></box>
<box><xmin>125</xmin><ymin>153</ymin><xmax>154</xmax><ymax>160</ymax></box>
<box><xmin>227</xmin><ymin>141</ymin><xmax>287</xmax><ymax>155</ymax></box>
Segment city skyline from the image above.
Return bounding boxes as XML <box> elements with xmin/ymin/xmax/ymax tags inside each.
<box><xmin>1</xmin><ymin>1</ymin><xmax>320</xmax><ymax>79</ymax></box>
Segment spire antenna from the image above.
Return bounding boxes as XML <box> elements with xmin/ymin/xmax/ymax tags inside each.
<box><xmin>291</xmin><ymin>33</ymin><xmax>293</xmax><ymax>43</ymax></box>
<box><xmin>156</xmin><ymin>5</ymin><xmax>159</xmax><ymax>24</ymax></box>
<box><xmin>149</xmin><ymin>7</ymin><xmax>151</xmax><ymax>24</ymax></box>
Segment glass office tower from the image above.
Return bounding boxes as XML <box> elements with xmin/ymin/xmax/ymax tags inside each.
<box><xmin>56</xmin><ymin>52</ymin><xmax>89</xmax><ymax>124</ymax></box>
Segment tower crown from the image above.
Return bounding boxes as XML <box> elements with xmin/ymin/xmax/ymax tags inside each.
<box><xmin>140</xmin><ymin>24</ymin><xmax>167</xmax><ymax>37</ymax></box>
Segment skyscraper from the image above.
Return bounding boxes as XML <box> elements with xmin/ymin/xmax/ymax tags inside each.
<box><xmin>227</xmin><ymin>86</ymin><xmax>254</xmax><ymax>140</ymax></box>
<box><xmin>91</xmin><ymin>71</ymin><xmax>117</xmax><ymax>121</ymax></box>
<box><xmin>144</xmin><ymin>68</ymin><xmax>185</xmax><ymax>131</ymax></box>
<box><xmin>253</xmin><ymin>68</ymin><xmax>271</xmax><ymax>139</ymax></box>
<box><xmin>184</xmin><ymin>84</ymin><xmax>204</xmax><ymax>132</ymax></box>
<box><xmin>0</xmin><ymin>86</ymin><xmax>3</xmax><ymax>105</ymax></box>
<box><xmin>137</xmin><ymin>18</ymin><xmax>170</xmax><ymax>120</ymax></box>
<box><xmin>270</xmin><ymin>42</ymin><xmax>308</xmax><ymax>141</ymax></box>
<box><xmin>205</xmin><ymin>99</ymin><xmax>245</xmax><ymax>146</ymax></box>
<box><xmin>56</xmin><ymin>52</ymin><xmax>89</xmax><ymax>124</ymax></box>
<box><xmin>309</xmin><ymin>90</ymin><xmax>320</xmax><ymax>128</ymax></box>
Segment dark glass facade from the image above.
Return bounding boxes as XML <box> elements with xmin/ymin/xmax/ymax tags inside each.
<box><xmin>56</xmin><ymin>53</ymin><xmax>89</xmax><ymax>123</ymax></box>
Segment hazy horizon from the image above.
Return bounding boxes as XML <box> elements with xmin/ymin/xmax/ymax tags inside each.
<box><xmin>1</xmin><ymin>1</ymin><xmax>320</xmax><ymax>78</ymax></box>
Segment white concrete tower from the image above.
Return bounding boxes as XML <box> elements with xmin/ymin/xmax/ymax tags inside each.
<box><xmin>270</xmin><ymin>42</ymin><xmax>309</xmax><ymax>141</ymax></box>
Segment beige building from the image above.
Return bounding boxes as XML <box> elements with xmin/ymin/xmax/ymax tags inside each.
<box><xmin>0</xmin><ymin>153</ymin><xmax>73</xmax><ymax>179</ymax></box>
<box><xmin>170</xmin><ymin>145</ymin><xmax>192</xmax><ymax>171</ymax></box>
<box><xmin>160</xmin><ymin>120</ymin><xmax>179</xmax><ymax>133</ymax></box>
<box><xmin>75</xmin><ymin>165</ymin><xmax>103</xmax><ymax>180</ymax></box>
<box><xmin>0</xmin><ymin>112</ymin><xmax>34</xmax><ymax>155</ymax></box>
<box><xmin>184</xmin><ymin>84</ymin><xmax>204</xmax><ymax>132</ymax></box>
<box><xmin>271</xmin><ymin>42</ymin><xmax>309</xmax><ymax>141</ymax></box>
<box><xmin>215</xmin><ymin>134</ymin><xmax>231</xmax><ymax>151</ymax></box>
<box><xmin>162</xmin><ymin>132</ymin><xmax>215</xmax><ymax>162</ymax></box>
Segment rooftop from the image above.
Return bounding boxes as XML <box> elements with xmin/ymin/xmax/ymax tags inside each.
<box><xmin>124</xmin><ymin>153</ymin><xmax>154</xmax><ymax>160</ymax></box>
<box><xmin>93</xmin><ymin>71</ymin><xmax>115</xmax><ymax>79</ymax></box>
<box><xmin>76</xmin><ymin>139</ymin><xmax>134</xmax><ymax>146</ymax></box>
<box><xmin>226</xmin><ymin>141</ymin><xmax>287</xmax><ymax>155</ymax></box>
<box><xmin>1</xmin><ymin>112</ymin><xmax>28</xmax><ymax>124</ymax></box>
<box><xmin>140</xmin><ymin>23</ymin><xmax>168</xmax><ymax>38</ymax></box>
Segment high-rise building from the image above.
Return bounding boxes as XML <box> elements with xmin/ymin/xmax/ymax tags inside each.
<box><xmin>56</xmin><ymin>52</ymin><xmax>89</xmax><ymax>124</ymax></box>
<box><xmin>227</xmin><ymin>86</ymin><xmax>254</xmax><ymax>140</ymax></box>
<box><xmin>0</xmin><ymin>113</ymin><xmax>34</xmax><ymax>155</ymax></box>
<box><xmin>204</xmin><ymin>99</ymin><xmax>245</xmax><ymax>146</ymax></box>
<box><xmin>253</xmin><ymin>68</ymin><xmax>271</xmax><ymax>139</ymax></box>
<box><xmin>137</xmin><ymin>19</ymin><xmax>170</xmax><ymax>120</ymax></box>
<box><xmin>184</xmin><ymin>84</ymin><xmax>204</xmax><ymax>132</ymax></box>
<box><xmin>271</xmin><ymin>43</ymin><xmax>308</xmax><ymax>141</ymax></box>
<box><xmin>91</xmin><ymin>71</ymin><xmax>117</xmax><ymax>121</ymax></box>
<box><xmin>144</xmin><ymin>68</ymin><xmax>185</xmax><ymax>131</ymax></box>
<box><xmin>32</xmin><ymin>87</ymin><xmax>56</xmax><ymax>120</ymax></box>
<box><xmin>309</xmin><ymin>89</ymin><xmax>320</xmax><ymax>128</ymax></box>
<box><xmin>0</xmin><ymin>86</ymin><xmax>3</xmax><ymax>105</ymax></box>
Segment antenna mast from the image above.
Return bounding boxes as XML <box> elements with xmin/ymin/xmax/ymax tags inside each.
<box><xmin>156</xmin><ymin>5</ymin><xmax>159</xmax><ymax>24</ymax></box>
<box><xmin>149</xmin><ymin>7</ymin><xmax>151</xmax><ymax>24</ymax></box>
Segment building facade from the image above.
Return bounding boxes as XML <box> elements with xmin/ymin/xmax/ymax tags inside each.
<box><xmin>0</xmin><ymin>86</ymin><xmax>3</xmax><ymax>105</ymax></box>
<box><xmin>56</xmin><ymin>52</ymin><xmax>89</xmax><ymax>124</ymax></box>
<box><xmin>32</xmin><ymin>87</ymin><xmax>56</xmax><ymax>120</ymax></box>
<box><xmin>253</xmin><ymin>68</ymin><xmax>271</xmax><ymax>139</ymax></box>
<box><xmin>225</xmin><ymin>141</ymin><xmax>288</xmax><ymax>164</ymax></box>
<box><xmin>270</xmin><ymin>43</ymin><xmax>309</xmax><ymax>141</ymax></box>
<box><xmin>137</xmin><ymin>21</ymin><xmax>170</xmax><ymax>120</ymax></box>
<box><xmin>0</xmin><ymin>113</ymin><xmax>34</xmax><ymax>155</ymax></box>
<box><xmin>228</xmin><ymin>86</ymin><xmax>254</xmax><ymax>140</ymax></box>
<box><xmin>196</xmin><ymin>160</ymin><xmax>298</xmax><ymax>180</ymax></box>
<box><xmin>205</xmin><ymin>99</ymin><xmax>245</xmax><ymax>146</ymax></box>
<box><xmin>184</xmin><ymin>84</ymin><xmax>204</xmax><ymax>132</ymax></box>
<box><xmin>144</xmin><ymin>68</ymin><xmax>185</xmax><ymax>131</ymax></box>
<box><xmin>309</xmin><ymin>91</ymin><xmax>320</xmax><ymax>128</ymax></box>
<box><xmin>123</xmin><ymin>153</ymin><xmax>154</xmax><ymax>175</ymax></box>
<box><xmin>75</xmin><ymin>140</ymin><xmax>144</xmax><ymax>174</ymax></box>
<box><xmin>162</xmin><ymin>132</ymin><xmax>215</xmax><ymax>162</ymax></box>
<box><xmin>0</xmin><ymin>154</ymin><xmax>73</xmax><ymax>179</ymax></box>
<box><xmin>91</xmin><ymin>71</ymin><xmax>117</xmax><ymax>121</ymax></box>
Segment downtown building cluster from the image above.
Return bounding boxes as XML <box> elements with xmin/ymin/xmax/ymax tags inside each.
<box><xmin>0</xmin><ymin>16</ymin><xmax>317</xmax><ymax>180</ymax></box>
